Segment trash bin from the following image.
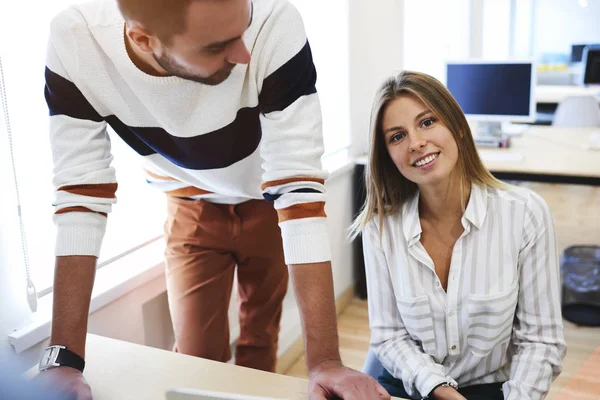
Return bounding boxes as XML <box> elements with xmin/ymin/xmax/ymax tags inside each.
<box><xmin>561</xmin><ymin>245</ymin><xmax>600</xmax><ymax>326</ymax></box>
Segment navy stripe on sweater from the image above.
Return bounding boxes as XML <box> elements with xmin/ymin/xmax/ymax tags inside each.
<box><xmin>45</xmin><ymin>67</ymin><xmax>103</xmax><ymax>122</ymax></box>
<box><xmin>44</xmin><ymin>41</ymin><xmax>317</xmax><ymax>170</ymax></box>
<box><xmin>105</xmin><ymin>110</ymin><xmax>261</xmax><ymax>170</ymax></box>
<box><xmin>263</xmin><ymin>188</ymin><xmax>322</xmax><ymax>202</ymax></box>
<box><xmin>259</xmin><ymin>40</ymin><xmax>317</xmax><ymax>114</ymax></box>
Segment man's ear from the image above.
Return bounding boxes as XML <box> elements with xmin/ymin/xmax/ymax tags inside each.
<box><xmin>126</xmin><ymin>25</ymin><xmax>160</xmax><ymax>54</ymax></box>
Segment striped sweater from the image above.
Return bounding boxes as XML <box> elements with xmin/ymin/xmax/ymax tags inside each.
<box><xmin>45</xmin><ymin>0</ymin><xmax>330</xmax><ymax>265</ymax></box>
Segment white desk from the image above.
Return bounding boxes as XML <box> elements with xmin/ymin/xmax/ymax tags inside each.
<box><xmin>34</xmin><ymin>335</ymin><xmax>406</xmax><ymax>400</ymax></box>
<box><xmin>477</xmin><ymin>126</ymin><xmax>600</xmax><ymax>185</ymax></box>
<box><xmin>536</xmin><ymin>85</ymin><xmax>600</xmax><ymax>104</ymax></box>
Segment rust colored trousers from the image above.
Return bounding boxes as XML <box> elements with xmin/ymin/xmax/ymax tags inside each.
<box><xmin>164</xmin><ymin>196</ymin><xmax>288</xmax><ymax>372</ymax></box>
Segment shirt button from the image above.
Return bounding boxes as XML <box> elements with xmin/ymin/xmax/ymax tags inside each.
<box><xmin>435</xmin><ymin>282</ymin><xmax>440</xmax><ymax>287</ymax></box>
<box><xmin>451</xmin><ymin>345</ymin><xmax>457</xmax><ymax>351</ymax></box>
<box><xmin>449</xmin><ymin>310</ymin><xmax>455</xmax><ymax>316</ymax></box>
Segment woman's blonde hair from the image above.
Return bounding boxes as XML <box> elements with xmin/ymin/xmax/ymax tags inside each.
<box><xmin>349</xmin><ymin>70</ymin><xmax>505</xmax><ymax>239</ymax></box>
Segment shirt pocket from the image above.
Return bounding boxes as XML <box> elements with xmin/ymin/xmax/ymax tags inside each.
<box><xmin>396</xmin><ymin>295</ymin><xmax>436</xmax><ymax>354</ymax></box>
<box><xmin>467</xmin><ymin>281</ymin><xmax>519</xmax><ymax>358</ymax></box>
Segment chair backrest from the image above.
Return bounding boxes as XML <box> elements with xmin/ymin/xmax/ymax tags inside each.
<box><xmin>552</xmin><ymin>95</ymin><xmax>600</xmax><ymax>127</ymax></box>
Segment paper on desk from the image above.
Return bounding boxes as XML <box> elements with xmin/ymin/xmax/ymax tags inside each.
<box><xmin>478</xmin><ymin>151</ymin><xmax>524</xmax><ymax>163</ymax></box>
<box><xmin>165</xmin><ymin>388</ymin><xmax>285</xmax><ymax>400</ymax></box>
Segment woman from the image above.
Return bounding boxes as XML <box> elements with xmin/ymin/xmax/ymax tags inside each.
<box><xmin>351</xmin><ymin>71</ymin><xmax>566</xmax><ymax>400</ymax></box>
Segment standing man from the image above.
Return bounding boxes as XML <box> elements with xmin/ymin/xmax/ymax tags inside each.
<box><xmin>39</xmin><ymin>0</ymin><xmax>389</xmax><ymax>399</ymax></box>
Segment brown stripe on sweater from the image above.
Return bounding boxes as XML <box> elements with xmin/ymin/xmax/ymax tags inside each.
<box><xmin>165</xmin><ymin>186</ymin><xmax>212</xmax><ymax>198</ymax></box>
<box><xmin>261</xmin><ymin>177</ymin><xmax>325</xmax><ymax>191</ymax></box>
<box><xmin>58</xmin><ymin>183</ymin><xmax>118</xmax><ymax>199</ymax></box>
<box><xmin>54</xmin><ymin>206</ymin><xmax>107</xmax><ymax>217</ymax></box>
<box><xmin>277</xmin><ymin>201</ymin><xmax>326</xmax><ymax>223</ymax></box>
<box><xmin>144</xmin><ymin>169</ymin><xmax>179</xmax><ymax>182</ymax></box>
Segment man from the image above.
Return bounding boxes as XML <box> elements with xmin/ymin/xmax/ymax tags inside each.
<box><xmin>40</xmin><ymin>0</ymin><xmax>389</xmax><ymax>399</ymax></box>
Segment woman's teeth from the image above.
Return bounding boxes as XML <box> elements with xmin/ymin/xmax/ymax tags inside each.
<box><xmin>414</xmin><ymin>153</ymin><xmax>438</xmax><ymax>167</ymax></box>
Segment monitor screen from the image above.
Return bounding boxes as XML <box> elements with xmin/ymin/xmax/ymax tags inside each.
<box><xmin>572</xmin><ymin>43</ymin><xmax>600</xmax><ymax>63</ymax></box>
<box><xmin>446</xmin><ymin>62</ymin><xmax>534</xmax><ymax>121</ymax></box>
<box><xmin>582</xmin><ymin>46</ymin><xmax>600</xmax><ymax>85</ymax></box>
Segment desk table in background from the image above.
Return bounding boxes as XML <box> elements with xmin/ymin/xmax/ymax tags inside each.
<box><xmin>478</xmin><ymin>126</ymin><xmax>600</xmax><ymax>186</ymax></box>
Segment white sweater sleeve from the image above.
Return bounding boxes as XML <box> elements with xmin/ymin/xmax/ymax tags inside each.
<box><xmin>255</xmin><ymin>1</ymin><xmax>330</xmax><ymax>265</ymax></box>
<box><xmin>45</xmin><ymin>10</ymin><xmax>117</xmax><ymax>257</ymax></box>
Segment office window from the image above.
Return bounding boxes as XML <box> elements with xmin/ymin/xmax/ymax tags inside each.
<box><xmin>531</xmin><ymin>0</ymin><xmax>600</xmax><ymax>59</ymax></box>
<box><xmin>403</xmin><ymin>0</ymin><xmax>470</xmax><ymax>81</ymax></box>
<box><xmin>482</xmin><ymin>0</ymin><xmax>511</xmax><ymax>60</ymax></box>
<box><xmin>513</xmin><ymin>0</ymin><xmax>534</xmax><ymax>58</ymax></box>
<box><xmin>0</xmin><ymin>0</ymin><xmax>166</xmax><ymax>295</ymax></box>
<box><xmin>289</xmin><ymin>0</ymin><xmax>351</xmax><ymax>157</ymax></box>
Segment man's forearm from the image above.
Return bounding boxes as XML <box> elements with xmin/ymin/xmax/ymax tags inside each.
<box><xmin>289</xmin><ymin>261</ymin><xmax>341</xmax><ymax>370</ymax></box>
<box><xmin>50</xmin><ymin>256</ymin><xmax>97</xmax><ymax>359</ymax></box>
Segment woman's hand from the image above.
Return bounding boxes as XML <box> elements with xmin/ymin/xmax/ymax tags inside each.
<box><xmin>431</xmin><ymin>385</ymin><xmax>466</xmax><ymax>400</ymax></box>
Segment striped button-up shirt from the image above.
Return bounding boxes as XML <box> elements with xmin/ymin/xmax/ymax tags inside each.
<box><xmin>363</xmin><ymin>184</ymin><xmax>566</xmax><ymax>399</ymax></box>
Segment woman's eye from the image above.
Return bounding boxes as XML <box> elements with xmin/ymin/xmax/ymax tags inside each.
<box><xmin>421</xmin><ymin>118</ymin><xmax>436</xmax><ymax>128</ymax></box>
<box><xmin>390</xmin><ymin>132</ymin><xmax>406</xmax><ymax>143</ymax></box>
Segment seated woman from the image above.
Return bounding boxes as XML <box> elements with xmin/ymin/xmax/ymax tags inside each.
<box><xmin>351</xmin><ymin>71</ymin><xmax>566</xmax><ymax>400</ymax></box>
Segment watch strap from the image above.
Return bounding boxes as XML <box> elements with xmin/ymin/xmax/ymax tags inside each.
<box><xmin>55</xmin><ymin>347</ymin><xmax>85</xmax><ymax>372</ymax></box>
<box><xmin>40</xmin><ymin>345</ymin><xmax>85</xmax><ymax>373</ymax></box>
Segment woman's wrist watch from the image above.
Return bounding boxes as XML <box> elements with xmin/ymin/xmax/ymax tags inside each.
<box><xmin>423</xmin><ymin>381</ymin><xmax>459</xmax><ymax>399</ymax></box>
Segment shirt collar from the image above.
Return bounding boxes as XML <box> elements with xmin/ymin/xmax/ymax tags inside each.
<box><xmin>401</xmin><ymin>191</ymin><xmax>422</xmax><ymax>246</ymax></box>
<box><xmin>400</xmin><ymin>183</ymin><xmax>488</xmax><ymax>245</ymax></box>
<box><xmin>462</xmin><ymin>183</ymin><xmax>488</xmax><ymax>230</ymax></box>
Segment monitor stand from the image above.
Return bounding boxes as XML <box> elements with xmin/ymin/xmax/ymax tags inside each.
<box><xmin>474</xmin><ymin>122</ymin><xmax>511</xmax><ymax>148</ymax></box>
<box><xmin>476</xmin><ymin>122</ymin><xmax>503</xmax><ymax>137</ymax></box>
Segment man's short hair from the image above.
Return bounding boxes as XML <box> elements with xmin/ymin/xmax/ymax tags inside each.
<box><xmin>117</xmin><ymin>0</ymin><xmax>194</xmax><ymax>44</ymax></box>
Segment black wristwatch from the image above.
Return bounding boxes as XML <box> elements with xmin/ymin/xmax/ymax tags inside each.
<box><xmin>39</xmin><ymin>345</ymin><xmax>85</xmax><ymax>373</ymax></box>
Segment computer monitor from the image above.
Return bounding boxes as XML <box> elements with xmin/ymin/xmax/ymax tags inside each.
<box><xmin>582</xmin><ymin>45</ymin><xmax>600</xmax><ymax>85</ymax></box>
<box><xmin>445</xmin><ymin>61</ymin><xmax>536</xmax><ymax>136</ymax></box>
<box><xmin>571</xmin><ymin>43</ymin><xmax>600</xmax><ymax>63</ymax></box>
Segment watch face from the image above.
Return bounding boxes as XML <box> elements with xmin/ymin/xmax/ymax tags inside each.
<box><xmin>39</xmin><ymin>346</ymin><xmax>63</xmax><ymax>371</ymax></box>
<box><xmin>42</xmin><ymin>350</ymin><xmax>53</xmax><ymax>365</ymax></box>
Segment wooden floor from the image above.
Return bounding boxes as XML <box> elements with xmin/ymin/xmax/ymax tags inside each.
<box><xmin>284</xmin><ymin>183</ymin><xmax>600</xmax><ymax>399</ymax></box>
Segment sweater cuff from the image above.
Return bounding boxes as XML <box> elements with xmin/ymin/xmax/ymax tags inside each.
<box><xmin>54</xmin><ymin>212</ymin><xmax>107</xmax><ymax>257</ymax></box>
<box><xmin>279</xmin><ymin>217</ymin><xmax>331</xmax><ymax>264</ymax></box>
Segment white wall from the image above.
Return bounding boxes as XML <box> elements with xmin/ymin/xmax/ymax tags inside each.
<box><xmin>404</xmin><ymin>0</ymin><xmax>470</xmax><ymax>79</ymax></box>
<box><xmin>533</xmin><ymin>0</ymin><xmax>600</xmax><ymax>57</ymax></box>
<box><xmin>349</xmin><ymin>0</ymin><xmax>404</xmax><ymax>157</ymax></box>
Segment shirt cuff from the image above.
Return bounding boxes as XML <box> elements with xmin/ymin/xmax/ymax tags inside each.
<box><xmin>414</xmin><ymin>366</ymin><xmax>457</xmax><ymax>399</ymax></box>
<box><xmin>54</xmin><ymin>212</ymin><xmax>107</xmax><ymax>257</ymax></box>
<box><xmin>279</xmin><ymin>217</ymin><xmax>331</xmax><ymax>264</ymax></box>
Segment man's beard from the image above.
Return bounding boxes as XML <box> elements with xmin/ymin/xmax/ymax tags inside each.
<box><xmin>153</xmin><ymin>52</ymin><xmax>236</xmax><ymax>86</ymax></box>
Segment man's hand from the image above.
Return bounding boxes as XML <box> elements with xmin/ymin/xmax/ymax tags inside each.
<box><xmin>431</xmin><ymin>385</ymin><xmax>466</xmax><ymax>400</ymax></box>
<box><xmin>38</xmin><ymin>367</ymin><xmax>93</xmax><ymax>400</ymax></box>
<box><xmin>308</xmin><ymin>360</ymin><xmax>390</xmax><ymax>400</ymax></box>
